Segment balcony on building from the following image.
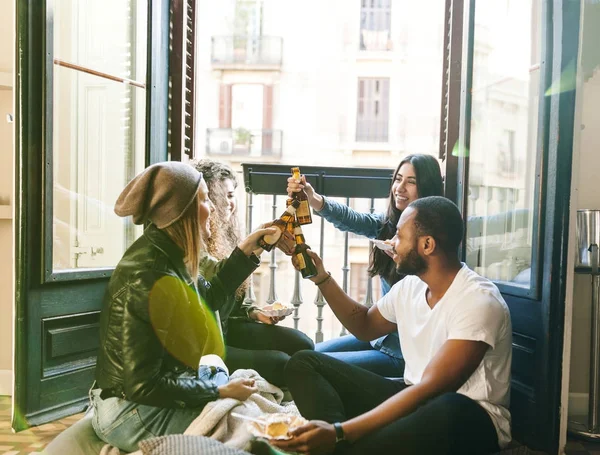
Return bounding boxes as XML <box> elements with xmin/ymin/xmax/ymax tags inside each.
<box><xmin>211</xmin><ymin>36</ymin><xmax>283</xmax><ymax>70</ymax></box>
<box><xmin>206</xmin><ymin>128</ymin><xmax>283</xmax><ymax>158</ymax></box>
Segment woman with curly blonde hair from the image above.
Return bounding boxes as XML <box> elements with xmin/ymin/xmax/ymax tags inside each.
<box><xmin>192</xmin><ymin>158</ymin><xmax>314</xmax><ymax>387</ymax></box>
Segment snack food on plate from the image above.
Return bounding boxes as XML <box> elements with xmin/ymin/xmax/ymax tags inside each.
<box><xmin>249</xmin><ymin>413</ymin><xmax>308</xmax><ymax>440</ymax></box>
<box><xmin>265</xmin><ymin>420</ymin><xmax>289</xmax><ymax>438</ymax></box>
<box><xmin>259</xmin><ymin>302</ymin><xmax>294</xmax><ymax>317</ymax></box>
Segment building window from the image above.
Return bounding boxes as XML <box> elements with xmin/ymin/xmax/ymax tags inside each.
<box><xmin>359</xmin><ymin>0</ymin><xmax>392</xmax><ymax>51</ymax></box>
<box><xmin>350</xmin><ymin>263</ymin><xmax>381</xmax><ymax>303</ymax></box>
<box><xmin>208</xmin><ymin>83</ymin><xmax>279</xmax><ymax>157</ymax></box>
<box><xmin>356</xmin><ymin>78</ymin><xmax>390</xmax><ymax>142</ymax></box>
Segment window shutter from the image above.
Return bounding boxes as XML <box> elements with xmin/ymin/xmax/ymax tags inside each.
<box><xmin>356</xmin><ymin>78</ymin><xmax>389</xmax><ymax>142</ymax></box>
<box><xmin>380</xmin><ymin>79</ymin><xmax>390</xmax><ymax>141</ymax></box>
<box><xmin>439</xmin><ymin>0</ymin><xmax>462</xmax><ymax>162</ymax></box>
<box><xmin>219</xmin><ymin>84</ymin><xmax>232</xmax><ymax>128</ymax></box>
<box><xmin>438</xmin><ymin>0</ymin><xmax>464</xmax><ymax>204</ymax></box>
<box><xmin>169</xmin><ymin>0</ymin><xmax>197</xmax><ymax>161</ymax></box>
<box><xmin>263</xmin><ymin>85</ymin><xmax>273</xmax><ymax>154</ymax></box>
<box><xmin>263</xmin><ymin>85</ymin><xmax>273</xmax><ymax>129</ymax></box>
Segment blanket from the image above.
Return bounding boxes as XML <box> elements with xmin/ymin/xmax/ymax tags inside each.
<box><xmin>120</xmin><ymin>369</ymin><xmax>299</xmax><ymax>455</ymax></box>
<box><xmin>184</xmin><ymin>369</ymin><xmax>300</xmax><ymax>450</ymax></box>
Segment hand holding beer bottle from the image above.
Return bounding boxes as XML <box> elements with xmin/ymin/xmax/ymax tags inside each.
<box><xmin>287</xmin><ymin>167</ymin><xmax>313</xmax><ymax>225</ymax></box>
<box><xmin>258</xmin><ymin>199</ymin><xmax>300</xmax><ymax>253</ymax></box>
<box><xmin>292</xmin><ymin>221</ymin><xmax>318</xmax><ymax>279</ymax></box>
<box><xmin>287</xmin><ymin>171</ymin><xmax>325</xmax><ymax>212</ymax></box>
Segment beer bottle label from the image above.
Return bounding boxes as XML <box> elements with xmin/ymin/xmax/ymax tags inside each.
<box><xmin>296</xmin><ymin>252</ymin><xmax>307</xmax><ymax>270</ymax></box>
<box><xmin>297</xmin><ymin>200</ymin><xmax>311</xmax><ymax>218</ymax></box>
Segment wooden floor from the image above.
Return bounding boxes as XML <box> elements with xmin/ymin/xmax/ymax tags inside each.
<box><xmin>0</xmin><ymin>395</ymin><xmax>598</xmax><ymax>454</ymax></box>
<box><xmin>0</xmin><ymin>396</ymin><xmax>83</xmax><ymax>454</ymax></box>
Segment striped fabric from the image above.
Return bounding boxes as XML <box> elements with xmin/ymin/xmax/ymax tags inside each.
<box><xmin>139</xmin><ymin>434</ymin><xmax>251</xmax><ymax>455</ymax></box>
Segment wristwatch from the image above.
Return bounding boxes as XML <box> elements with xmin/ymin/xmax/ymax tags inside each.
<box><xmin>333</xmin><ymin>422</ymin><xmax>347</xmax><ymax>447</ymax></box>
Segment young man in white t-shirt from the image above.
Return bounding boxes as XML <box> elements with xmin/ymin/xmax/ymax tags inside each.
<box><xmin>272</xmin><ymin>196</ymin><xmax>512</xmax><ymax>455</ymax></box>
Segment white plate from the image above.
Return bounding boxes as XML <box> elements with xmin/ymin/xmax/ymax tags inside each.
<box><xmin>372</xmin><ymin>239</ymin><xmax>394</xmax><ymax>251</ymax></box>
<box><xmin>247</xmin><ymin>414</ymin><xmax>307</xmax><ymax>440</ymax></box>
<box><xmin>258</xmin><ymin>303</ymin><xmax>294</xmax><ymax>318</ymax></box>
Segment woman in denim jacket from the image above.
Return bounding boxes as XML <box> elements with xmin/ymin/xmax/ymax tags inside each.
<box><xmin>287</xmin><ymin>154</ymin><xmax>444</xmax><ymax>377</ymax></box>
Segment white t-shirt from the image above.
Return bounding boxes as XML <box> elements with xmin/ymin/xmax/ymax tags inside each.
<box><xmin>377</xmin><ymin>264</ymin><xmax>512</xmax><ymax>448</ymax></box>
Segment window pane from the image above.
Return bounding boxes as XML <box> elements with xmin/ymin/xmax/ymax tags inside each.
<box><xmin>51</xmin><ymin>0</ymin><xmax>148</xmax><ymax>271</ymax></box>
<box><xmin>359</xmin><ymin>0</ymin><xmax>391</xmax><ymax>50</ymax></box>
<box><xmin>356</xmin><ymin>78</ymin><xmax>390</xmax><ymax>142</ymax></box>
<box><xmin>53</xmin><ymin>0</ymin><xmax>147</xmax><ymax>83</ymax></box>
<box><xmin>464</xmin><ymin>0</ymin><xmax>541</xmax><ymax>288</ymax></box>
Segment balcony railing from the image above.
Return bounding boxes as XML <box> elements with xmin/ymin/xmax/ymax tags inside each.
<box><xmin>239</xmin><ymin>165</ymin><xmax>531</xmax><ymax>343</ymax></box>
<box><xmin>241</xmin><ymin>164</ymin><xmax>394</xmax><ymax>343</ymax></box>
<box><xmin>206</xmin><ymin>128</ymin><xmax>282</xmax><ymax>158</ymax></box>
<box><xmin>211</xmin><ymin>36</ymin><xmax>283</xmax><ymax>69</ymax></box>
<box><xmin>466</xmin><ymin>184</ymin><xmax>532</xmax><ymax>285</ymax></box>
<box><xmin>359</xmin><ymin>29</ymin><xmax>392</xmax><ymax>51</ymax></box>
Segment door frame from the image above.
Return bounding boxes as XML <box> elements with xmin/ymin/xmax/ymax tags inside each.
<box><xmin>443</xmin><ymin>0</ymin><xmax>581</xmax><ymax>452</ymax></box>
<box><xmin>13</xmin><ymin>0</ymin><xmax>169</xmax><ymax>429</ymax></box>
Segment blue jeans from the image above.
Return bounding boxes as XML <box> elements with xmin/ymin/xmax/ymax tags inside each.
<box><xmin>316</xmin><ymin>334</ymin><xmax>404</xmax><ymax>377</ymax></box>
<box><xmin>90</xmin><ymin>367</ymin><xmax>229</xmax><ymax>452</ymax></box>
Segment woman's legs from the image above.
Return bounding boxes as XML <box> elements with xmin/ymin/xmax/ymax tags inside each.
<box><xmin>316</xmin><ymin>334</ymin><xmax>404</xmax><ymax>377</ymax></box>
<box><xmin>91</xmin><ymin>391</ymin><xmax>202</xmax><ymax>452</ymax></box>
<box><xmin>91</xmin><ymin>369</ymin><xmax>228</xmax><ymax>452</ymax></box>
<box><xmin>316</xmin><ymin>334</ymin><xmax>372</xmax><ymax>353</ymax></box>
<box><xmin>225</xmin><ymin>346</ymin><xmax>289</xmax><ymax>387</ymax></box>
<box><xmin>226</xmin><ymin>319</ymin><xmax>314</xmax><ymax>355</ymax></box>
<box><xmin>224</xmin><ymin>319</ymin><xmax>315</xmax><ymax>386</ymax></box>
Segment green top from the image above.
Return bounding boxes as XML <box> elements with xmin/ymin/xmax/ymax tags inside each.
<box><xmin>198</xmin><ymin>253</ymin><xmax>258</xmax><ymax>336</ymax></box>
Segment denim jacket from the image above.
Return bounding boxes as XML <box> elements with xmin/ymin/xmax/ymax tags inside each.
<box><xmin>315</xmin><ymin>197</ymin><xmax>403</xmax><ymax>359</ymax></box>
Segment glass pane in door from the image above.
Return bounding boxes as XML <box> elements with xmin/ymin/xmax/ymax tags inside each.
<box><xmin>51</xmin><ymin>0</ymin><xmax>147</xmax><ymax>271</ymax></box>
<box><xmin>465</xmin><ymin>0</ymin><xmax>541</xmax><ymax>288</ymax></box>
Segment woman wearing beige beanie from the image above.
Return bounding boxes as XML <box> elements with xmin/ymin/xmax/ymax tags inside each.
<box><xmin>90</xmin><ymin>162</ymin><xmax>277</xmax><ymax>452</ymax></box>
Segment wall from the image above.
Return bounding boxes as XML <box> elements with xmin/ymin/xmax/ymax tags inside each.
<box><xmin>567</xmin><ymin>0</ymin><xmax>600</xmax><ymax>418</ymax></box>
<box><xmin>568</xmin><ymin>72</ymin><xmax>600</xmax><ymax>397</ymax></box>
<box><xmin>0</xmin><ymin>0</ymin><xmax>14</xmax><ymax>396</ymax></box>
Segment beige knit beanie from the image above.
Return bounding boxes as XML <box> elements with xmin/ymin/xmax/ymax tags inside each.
<box><xmin>114</xmin><ymin>161</ymin><xmax>203</xmax><ymax>229</ymax></box>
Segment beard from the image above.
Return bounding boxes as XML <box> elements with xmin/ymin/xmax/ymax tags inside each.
<box><xmin>396</xmin><ymin>247</ymin><xmax>428</xmax><ymax>275</ymax></box>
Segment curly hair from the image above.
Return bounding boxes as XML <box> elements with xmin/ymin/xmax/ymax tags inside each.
<box><xmin>190</xmin><ymin>158</ymin><xmax>247</xmax><ymax>297</ymax></box>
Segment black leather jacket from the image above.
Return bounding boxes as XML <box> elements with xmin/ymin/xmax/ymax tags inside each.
<box><xmin>95</xmin><ymin>224</ymin><xmax>259</xmax><ymax>409</ymax></box>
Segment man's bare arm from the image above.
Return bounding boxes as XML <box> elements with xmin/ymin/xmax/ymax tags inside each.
<box><xmin>317</xmin><ymin>275</ymin><xmax>396</xmax><ymax>341</ymax></box>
